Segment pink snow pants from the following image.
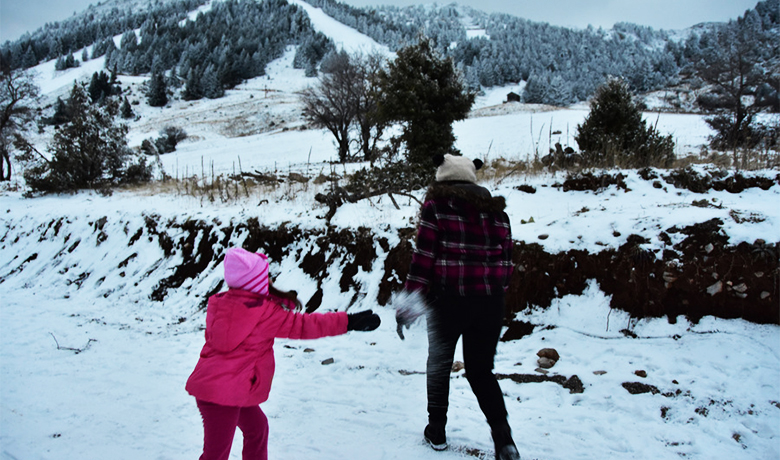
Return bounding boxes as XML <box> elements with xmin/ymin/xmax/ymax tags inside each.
<box><xmin>196</xmin><ymin>399</ymin><xmax>269</xmax><ymax>460</ymax></box>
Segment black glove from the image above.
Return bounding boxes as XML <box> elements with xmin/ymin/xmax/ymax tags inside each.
<box><xmin>396</xmin><ymin>321</ymin><xmax>409</xmax><ymax>340</ymax></box>
<box><xmin>347</xmin><ymin>310</ymin><xmax>381</xmax><ymax>331</ymax></box>
<box><xmin>392</xmin><ymin>290</ymin><xmax>427</xmax><ymax>340</ymax></box>
<box><xmin>396</xmin><ymin>310</ymin><xmax>414</xmax><ymax>340</ymax></box>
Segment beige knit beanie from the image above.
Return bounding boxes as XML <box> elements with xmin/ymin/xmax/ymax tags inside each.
<box><xmin>433</xmin><ymin>154</ymin><xmax>484</xmax><ymax>183</ymax></box>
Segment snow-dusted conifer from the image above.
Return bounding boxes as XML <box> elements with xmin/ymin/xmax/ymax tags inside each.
<box><xmin>147</xmin><ymin>72</ymin><xmax>168</xmax><ymax>107</ymax></box>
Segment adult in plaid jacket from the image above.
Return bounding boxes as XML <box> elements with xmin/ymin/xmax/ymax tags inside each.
<box><xmin>401</xmin><ymin>154</ymin><xmax>520</xmax><ymax>460</ymax></box>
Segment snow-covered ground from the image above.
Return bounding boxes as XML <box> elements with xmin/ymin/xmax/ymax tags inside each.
<box><xmin>3</xmin><ymin>273</ymin><xmax>778</xmax><ymax>460</ymax></box>
<box><xmin>1</xmin><ymin>3</ymin><xmax>779</xmax><ymax>460</ymax></box>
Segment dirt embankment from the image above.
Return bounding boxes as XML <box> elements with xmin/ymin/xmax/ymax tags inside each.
<box><xmin>140</xmin><ymin>214</ymin><xmax>777</xmax><ymax>338</ymax></box>
<box><xmin>2</xmin><ymin>169</ymin><xmax>777</xmax><ymax>339</ymax></box>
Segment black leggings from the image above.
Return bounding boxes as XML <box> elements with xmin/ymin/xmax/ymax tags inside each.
<box><xmin>426</xmin><ymin>292</ymin><xmax>508</xmax><ymax>428</ymax></box>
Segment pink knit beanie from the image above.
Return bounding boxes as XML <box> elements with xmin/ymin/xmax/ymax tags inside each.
<box><xmin>223</xmin><ymin>248</ymin><xmax>270</xmax><ymax>295</ymax></box>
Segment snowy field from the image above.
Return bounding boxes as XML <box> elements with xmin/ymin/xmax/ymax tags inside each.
<box><xmin>2</xmin><ymin>1</ymin><xmax>780</xmax><ymax>459</ymax></box>
<box><xmin>2</xmin><ymin>278</ymin><xmax>778</xmax><ymax>460</ymax></box>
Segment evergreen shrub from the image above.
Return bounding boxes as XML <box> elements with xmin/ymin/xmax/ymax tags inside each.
<box><xmin>575</xmin><ymin>78</ymin><xmax>674</xmax><ymax>168</ymax></box>
<box><xmin>24</xmin><ymin>84</ymin><xmax>152</xmax><ymax>194</ymax></box>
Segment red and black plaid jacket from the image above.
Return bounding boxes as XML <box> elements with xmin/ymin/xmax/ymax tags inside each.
<box><xmin>405</xmin><ymin>182</ymin><xmax>513</xmax><ymax>297</ymax></box>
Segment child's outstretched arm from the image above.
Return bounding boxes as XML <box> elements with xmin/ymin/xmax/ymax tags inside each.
<box><xmin>270</xmin><ymin>308</ymin><xmax>380</xmax><ymax>339</ymax></box>
<box><xmin>272</xmin><ymin>309</ymin><xmax>348</xmax><ymax>340</ymax></box>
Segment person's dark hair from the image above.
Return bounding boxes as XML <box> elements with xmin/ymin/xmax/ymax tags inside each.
<box><xmin>269</xmin><ymin>282</ymin><xmax>302</xmax><ymax>311</ymax></box>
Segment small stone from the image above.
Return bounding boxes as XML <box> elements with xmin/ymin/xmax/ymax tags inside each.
<box><xmin>537</xmin><ymin>357</ymin><xmax>556</xmax><ymax>369</ymax></box>
<box><xmin>321</xmin><ymin>358</ymin><xmax>335</xmax><ymax>365</ymax></box>
<box><xmin>622</xmin><ymin>381</ymin><xmax>660</xmax><ymax>395</ymax></box>
<box><xmin>535</xmin><ymin>368</ymin><xmax>549</xmax><ymax>374</ymax></box>
<box><xmin>537</xmin><ymin>348</ymin><xmax>560</xmax><ymax>362</ymax></box>
<box><xmin>706</xmin><ymin>280</ymin><xmax>723</xmax><ymax>296</ymax></box>
<box><xmin>593</xmin><ymin>370</ymin><xmax>607</xmax><ymax>375</ymax></box>
<box><xmin>304</xmin><ymin>348</ymin><xmax>315</xmax><ymax>353</ymax></box>
<box><xmin>538</xmin><ymin>234</ymin><xmax>549</xmax><ymax>240</ymax></box>
<box><xmin>760</xmin><ymin>291</ymin><xmax>770</xmax><ymax>300</ymax></box>
<box><xmin>732</xmin><ymin>283</ymin><xmax>748</xmax><ymax>293</ymax></box>
<box><xmin>704</xmin><ymin>243</ymin><xmax>714</xmax><ymax>254</ymax></box>
<box><xmin>635</xmin><ymin>370</ymin><xmax>647</xmax><ymax>378</ymax></box>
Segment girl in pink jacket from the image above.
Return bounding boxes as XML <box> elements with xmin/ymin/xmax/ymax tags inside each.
<box><xmin>186</xmin><ymin>248</ymin><xmax>380</xmax><ymax>460</ymax></box>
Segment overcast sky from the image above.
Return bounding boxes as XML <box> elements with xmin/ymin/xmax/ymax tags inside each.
<box><xmin>1</xmin><ymin>0</ymin><xmax>760</xmax><ymax>43</ymax></box>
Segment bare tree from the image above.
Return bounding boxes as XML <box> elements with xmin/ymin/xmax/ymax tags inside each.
<box><xmin>0</xmin><ymin>68</ymin><xmax>40</xmax><ymax>181</ymax></box>
<box><xmin>695</xmin><ymin>14</ymin><xmax>771</xmax><ymax>153</ymax></box>
<box><xmin>300</xmin><ymin>50</ymin><xmax>389</xmax><ymax>163</ymax></box>
<box><xmin>352</xmin><ymin>52</ymin><xmax>388</xmax><ymax>162</ymax></box>
<box><xmin>300</xmin><ymin>50</ymin><xmax>360</xmax><ymax>163</ymax></box>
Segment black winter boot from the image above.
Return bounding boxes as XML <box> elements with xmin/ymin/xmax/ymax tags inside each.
<box><xmin>496</xmin><ymin>445</ymin><xmax>520</xmax><ymax>460</ymax></box>
<box><xmin>491</xmin><ymin>423</ymin><xmax>520</xmax><ymax>460</ymax></box>
<box><xmin>424</xmin><ymin>422</ymin><xmax>447</xmax><ymax>451</ymax></box>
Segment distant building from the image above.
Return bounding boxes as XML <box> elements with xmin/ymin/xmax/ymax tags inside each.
<box><xmin>506</xmin><ymin>92</ymin><xmax>521</xmax><ymax>103</ymax></box>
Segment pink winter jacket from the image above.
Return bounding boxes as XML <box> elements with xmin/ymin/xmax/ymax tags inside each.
<box><xmin>186</xmin><ymin>289</ymin><xmax>348</xmax><ymax>407</ymax></box>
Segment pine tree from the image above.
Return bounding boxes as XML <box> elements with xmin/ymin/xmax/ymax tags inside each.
<box><xmin>65</xmin><ymin>52</ymin><xmax>78</xmax><ymax>69</ymax></box>
<box><xmin>376</xmin><ymin>36</ymin><xmax>475</xmax><ymax>168</ymax></box>
<box><xmin>167</xmin><ymin>66</ymin><xmax>182</xmax><ymax>89</ymax></box>
<box><xmin>183</xmin><ymin>68</ymin><xmax>203</xmax><ymax>101</ymax></box>
<box><xmin>50</xmin><ymin>97</ymin><xmax>71</xmax><ymax>125</ymax></box>
<box><xmin>24</xmin><ymin>82</ymin><xmax>150</xmax><ymax>193</ymax></box>
<box><xmin>54</xmin><ymin>56</ymin><xmax>67</xmax><ymax>71</ymax></box>
<box><xmin>522</xmin><ymin>72</ymin><xmax>549</xmax><ymax>104</ymax></box>
<box><xmin>21</xmin><ymin>47</ymin><xmax>37</xmax><ymax>68</ymax></box>
<box><xmin>120</xmin><ymin>97</ymin><xmax>134</xmax><ymax>119</ymax></box>
<box><xmin>88</xmin><ymin>71</ymin><xmax>112</xmax><ymax>104</ymax></box>
<box><xmin>147</xmin><ymin>72</ymin><xmax>168</xmax><ymax>107</ymax></box>
<box><xmin>201</xmin><ymin>65</ymin><xmax>223</xmax><ymax>99</ymax></box>
<box><xmin>575</xmin><ymin>78</ymin><xmax>674</xmax><ymax>168</ymax></box>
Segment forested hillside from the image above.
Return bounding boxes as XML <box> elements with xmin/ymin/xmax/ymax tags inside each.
<box><xmin>1</xmin><ymin>0</ymin><xmax>335</xmax><ymax>100</ymax></box>
<box><xmin>1</xmin><ymin>0</ymin><xmax>207</xmax><ymax>69</ymax></box>
<box><xmin>2</xmin><ymin>0</ymin><xmax>778</xmax><ymax>107</ymax></box>
<box><xmin>306</xmin><ymin>0</ymin><xmax>779</xmax><ymax>107</ymax></box>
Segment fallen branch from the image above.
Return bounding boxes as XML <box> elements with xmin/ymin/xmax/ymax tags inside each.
<box><xmin>315</xmin><ymin>186</ymin><xmax>422</xmax><ymax>222</ymax></box>
<box><xmin>237</xmin><ymin>170</ymin><xmax>282</xmax><ymax>184</ymax></box>
<box><xmin>50</xmin><ymin>333</ymin><xmax>97</xmax><ymax>354</ymax></box>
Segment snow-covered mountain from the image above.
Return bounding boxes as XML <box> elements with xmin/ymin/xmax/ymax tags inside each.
<box><xmin>9</xmin><ymin>0</ymin><xmax>777</xmax><ymax>109</ymax></box>
<box><xmin>1</xmin><ymin>2</ymin><xmax>779</xmax><ymax>460</ymax></box>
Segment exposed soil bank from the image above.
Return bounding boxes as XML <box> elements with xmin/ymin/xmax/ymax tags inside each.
<box><xmin>2</xmin><ymin>210</ymin><xmax>777</xmax><ymax>341</ymax></box>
